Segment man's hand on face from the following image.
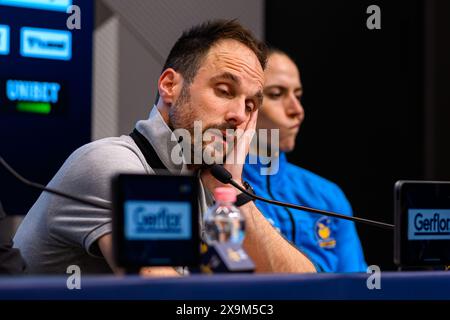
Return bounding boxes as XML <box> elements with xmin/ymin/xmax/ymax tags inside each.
<box><xmin>201</xmin><ymin>109</ymin><xmax>258</xmax><ymax>193</ymax></box>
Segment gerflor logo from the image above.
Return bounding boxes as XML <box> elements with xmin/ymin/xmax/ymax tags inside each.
<box><xmin>135</xmin><ymin>207</ymin><xmax>182</xmax><ymax>233</ymax></box>
<box><xmin>125</xmin><ymin>201</ymin><xmax>192</xmax><ymax>240</ymax></box>
<box><xmin>408</xmin><ymin>209</ymin><xmax>450</xmax><ymax>240</ymax></box>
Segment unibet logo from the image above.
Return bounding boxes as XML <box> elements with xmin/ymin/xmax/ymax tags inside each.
<box><xmin>408</xmin><ymin>209</ymin><xmax>450</xmax><ymax>240</ymax></box>
<box><xmin>6</xmin><ymin>80</ymin><xmax>61</xmax><ymax>103</ymax></box>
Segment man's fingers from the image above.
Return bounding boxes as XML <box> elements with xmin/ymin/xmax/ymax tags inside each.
<box><xmin>246</xmin><ymin>109</ymin><xmax>259</xmax><ymax>132</ymax></box>
<box><xmin>243</xmin><ymin>109</ymin><xmax>258</xmax><ymax>154</ymax></box>
<box><xmin>224</xmin><ymin>110</ymin><xmax>258</xmax><ymax>167</ymax></box>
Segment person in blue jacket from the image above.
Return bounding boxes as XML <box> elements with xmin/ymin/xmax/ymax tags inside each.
<box><xmin>243</xmin><ymin>48</ymin><xmax>367</xmax><ymax>272</ymax></box>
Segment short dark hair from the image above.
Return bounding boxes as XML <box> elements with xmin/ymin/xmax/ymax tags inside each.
<box><xmin>156</xmin><ymin>20</ymin><xmax>267</xmax><ymax>103</ymax></box>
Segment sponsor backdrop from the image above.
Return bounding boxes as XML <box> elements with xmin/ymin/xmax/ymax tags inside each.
<box><xmin>0</xmin><ymin>0</ymin><xmax>93</xmax><ymax>214</ymax></box>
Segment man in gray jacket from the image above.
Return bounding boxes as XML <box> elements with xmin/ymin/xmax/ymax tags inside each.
<box><xmin>14</xmin><ymin>20</ymin><xmax>317</xmax><ymax>275</ymax></box>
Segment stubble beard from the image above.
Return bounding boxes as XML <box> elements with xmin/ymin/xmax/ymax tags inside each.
<box><xmin>168</xmin><ymin>85</ymin><xmax>234</xmax><ymax>171</ymax></box>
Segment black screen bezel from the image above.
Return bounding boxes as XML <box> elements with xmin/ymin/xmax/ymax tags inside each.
<box><xmin>394</xmin><ymin>180</ymin><xmax>450</xmax><ymax>267</ymax></box>
<box><xmin>112</xmin><ymin>173</ymin><xmax>200</xmax><ymax>268</ymax></box>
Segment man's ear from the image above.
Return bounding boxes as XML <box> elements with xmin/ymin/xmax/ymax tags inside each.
<box><xmin>157</xmin><ymin>68</ymin><xmax>183</xmax><ymax>106</ymax></box>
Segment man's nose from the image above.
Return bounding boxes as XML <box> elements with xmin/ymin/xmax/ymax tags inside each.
<box><xmin>224</xmin><ymin>99</ymin><xmax>247</xmax><ymax>127</ymax></box>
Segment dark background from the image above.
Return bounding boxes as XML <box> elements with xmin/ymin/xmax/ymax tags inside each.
<box><xmin>266</xmin><ymin>0</ymin><xmax>450</xmax><ymax>270</ymax></box>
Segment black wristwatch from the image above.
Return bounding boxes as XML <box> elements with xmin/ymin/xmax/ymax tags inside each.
<box><xmin>235</xmin><ymin>180</ymin><xmax>255</xmax><ymax>207</ymax></box>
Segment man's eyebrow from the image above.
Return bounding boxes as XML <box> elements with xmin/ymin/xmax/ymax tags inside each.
<box><xmin>211</xmin><ymin>72</ymin><xmax>241</xmax><ymax>85</ymax></box>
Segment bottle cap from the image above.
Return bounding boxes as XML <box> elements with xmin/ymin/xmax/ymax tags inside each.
<box><xmin>214</xmin><ymin>187</ymin><xmax>237</xmax><ymax>203</ymax></box>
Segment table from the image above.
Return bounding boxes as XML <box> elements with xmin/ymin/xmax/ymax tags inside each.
<box><xmin>1</xmin><ymin>272</ymin><xmax>449</xmax><ymax>300</ymax></box>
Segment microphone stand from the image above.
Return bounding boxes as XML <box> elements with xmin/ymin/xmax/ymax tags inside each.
<box><xmin>210</xmin><ymin>164</ymin><xmax>394</xmax><ymax>230</ymax></box>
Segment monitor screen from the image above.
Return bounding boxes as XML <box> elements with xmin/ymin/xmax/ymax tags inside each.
<box><xmin>113</xmin><ymin>173</ymin><xmax>200</xmax><ymax>268</ymax></box>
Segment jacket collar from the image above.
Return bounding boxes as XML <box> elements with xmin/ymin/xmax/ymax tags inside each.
<box><xmin>135</xmin><ymin>106</ymin><xmax>187</xmax><ymax>174</ymax></box>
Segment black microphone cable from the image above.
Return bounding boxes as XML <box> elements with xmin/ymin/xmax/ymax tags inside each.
<box><xmin>210</xmin><ymin>164</ymin><xmax>394</xmax><ymax>230</ymax></box>
<box><xmin>0</xmin><ymin>156</ymin><xmax>111</xmax><ymax>210</ymax></box>
<box><xmin>0</xmin><ymin>155</ymin><xmax>394</xmax><ymax>230</ymax></box>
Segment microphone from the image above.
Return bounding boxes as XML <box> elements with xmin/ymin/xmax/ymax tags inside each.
<box><xmin>209</xmin><ymin>164</ymin><xmax>394</xmax><ymax>230</ymax></box>
<box><xmin>210</xmin><ymin>164</ymin><xmax>233</xmax><ymax>184</ymax></box>
<box><xmin>0</xmin><ymin>156</ymin><xmax>111</xmax><ymax>210</ymax></box>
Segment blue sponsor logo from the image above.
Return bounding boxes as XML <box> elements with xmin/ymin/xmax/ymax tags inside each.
<box><xmin>21</xmin><ymin>27</ymin><xmax>72</xmax><ymax>61</ymax></box>
<box><xmin>408</xmin><ymin>209</ymin><xmax>450</xmax><ymax>240</ymax></box>
<box><xmin>125</xmin><ymin>201</ymin><xmax>192</xmax><ymax>240</ymax></box>
<box><xmin>6</xmin><ymin>80</ymin><xmax>61</xmax><ymax>103</ymax></box>
<box><xmin>0</xmin><ymin>0</ymin><xmax>71</xmax><ymax>12</ymax></box>
<box><xmin>0</xmin><ymin>25</ymin><xmax>10</xmax><ymax>55</ymax></box>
